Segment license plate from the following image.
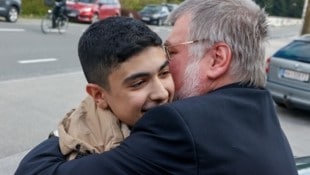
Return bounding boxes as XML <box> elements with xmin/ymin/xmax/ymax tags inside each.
<box><xmin>142</xmin><ymin>17</ymin><xmax>150</xmax><ymax>21</ymax></box>
<box><xmin>282</xmin><ymin>69</ymin><xmax>310</xmax><ymax>82</ymax></box>
<box><xmin>67</xmin><ymin>12</ymin><xmax>77</xmax><ymax>17</ymax></box>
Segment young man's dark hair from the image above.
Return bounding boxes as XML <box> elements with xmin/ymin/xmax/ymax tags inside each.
<box><xmin>78</xmin><ymin>17</ymin><xmax>162</xmax><ymax>90</ymax></box>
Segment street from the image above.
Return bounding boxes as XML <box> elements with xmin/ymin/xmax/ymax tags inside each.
<box><xmin>0</xmin><ymin>18</ymin><xmax>309</xmax><ymax>174</ymax></box>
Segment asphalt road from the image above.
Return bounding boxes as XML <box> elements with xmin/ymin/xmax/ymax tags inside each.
<box><xmin>0</xmin><ymin>18</ymin><xmax>84</xmax><ymax>81</ymax></box>
<box><xmin>0</xmin><ymin>18</ymin><xmax>309</xmax><ymax>174</ymax></box>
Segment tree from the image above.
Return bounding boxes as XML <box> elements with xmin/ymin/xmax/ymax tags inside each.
<box><xmin>301</xmin><ymin>0</ymin><xmax>310</xmax><ymax>34</ymax></box>
<box><xmin>287</xmin><ymin>0</ymin><xmax>304</xmax><ymax>17</ymax></box>
<box><xmin>254</xmin><ymin>0</ymin><xmax>304</xmax><ymax>17</ymax></box>
<box><xmin>254</xmin><ymin>0</ymin><xmax>274</xmax><ymax>15</ymax></box>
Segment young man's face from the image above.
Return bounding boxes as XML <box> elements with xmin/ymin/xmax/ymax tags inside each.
<box><xmin>103</xmin><ymin>46</ymin><xmax>175</xmax><ymax>126</ymax></box>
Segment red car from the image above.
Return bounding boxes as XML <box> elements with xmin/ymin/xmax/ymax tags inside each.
<box><xmin>66</xmin><ymin>0</ymin><xmax>121</xmax><ymax>23</ymax></box>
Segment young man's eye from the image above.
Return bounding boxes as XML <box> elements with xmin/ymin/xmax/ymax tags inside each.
<box><xmin>130</xmin><ymin>80</ymin><xmax>145</xmax><ymax>88</ymax></box>
<box><xmin>159</xmin><ymin>70</ymin><xmax>171</xmax><ymax>78</ymax></box>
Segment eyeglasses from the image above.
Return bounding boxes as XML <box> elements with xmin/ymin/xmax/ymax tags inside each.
<box><xmin>163</xmin><ymin>40</ymin><xmax>200</xmax><ymax>61</ymax></box>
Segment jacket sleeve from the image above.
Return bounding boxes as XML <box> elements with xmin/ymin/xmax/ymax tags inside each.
<box><xmin>15</xmin><ymin>136</ymin><xmax>66</xmax><ymax>175</ymax></box>
<box><xmin>15</xmin><ymin>105</ymin><xmax>197</xmax><ymax>175</ymax></box>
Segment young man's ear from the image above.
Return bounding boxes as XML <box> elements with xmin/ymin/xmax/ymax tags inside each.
<box><xmin>203</xmin><ymin>42</ymin><xmax>232</xmax><ymax>79</ymax></box>
<box><xmin>86</xmin><ymin>83</ymin><xmax>109</xmax><ymax>109</ymax></box>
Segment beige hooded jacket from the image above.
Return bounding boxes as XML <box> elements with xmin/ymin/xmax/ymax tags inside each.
<box><xmin>57</xmin><ymin>96</ymin><xmax>130</xmax><ymax>160</ymax></box>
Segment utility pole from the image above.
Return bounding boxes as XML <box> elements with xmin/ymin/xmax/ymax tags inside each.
<box><xmin>301</xmin><ymin>0</ymin><xmax>310</xmax><ymax>35</ymax></box>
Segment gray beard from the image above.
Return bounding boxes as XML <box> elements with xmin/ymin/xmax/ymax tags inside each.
<box><xmin>174</xmin><ymin>59</ymin><xmax>201</xmax><ymax>101</ymax></box>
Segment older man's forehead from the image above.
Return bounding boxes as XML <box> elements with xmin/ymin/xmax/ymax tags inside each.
<box><xmin>165</xmin><ymin>15</ymin><xmax>191</xmax><ymax>45</ymax></box>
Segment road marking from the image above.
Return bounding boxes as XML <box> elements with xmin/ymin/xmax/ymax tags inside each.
<box><xmin>18</xmin><ymin>58</ymin><xmax>58</xmax><ymax>64</ymax></box>
<box><xmin>0</xmin><ymin>28</ymin><xmax>25</xmax><ymax>32</ymax></box>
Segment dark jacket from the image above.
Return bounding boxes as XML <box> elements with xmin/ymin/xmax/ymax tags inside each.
<box><xmin>15</xmin><ymin>83</ymin><xmax>298</xmax><ymax>175</ymax></box>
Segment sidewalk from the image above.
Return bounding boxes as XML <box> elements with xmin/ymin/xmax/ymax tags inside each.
<box><xmin>0</xmin><ymin>37</ymin><xmax>295</xmax><ymax>175</ymax></box>
<box><xmin>0</xmin><ymin>72</ymin><xmax>87</xmax><ymax>175</ymax></box>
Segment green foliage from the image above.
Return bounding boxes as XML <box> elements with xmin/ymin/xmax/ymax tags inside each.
<box><xmin>287</xmin><ymin>0</ymin><xmax>305</xmax><ymax>18</ymax></box>
<box><xmin>21</xmin><ymin>0</ymin><xmax>50</xmax><ymax>17</ymax></box>
<box><xmin>254</xmin><ymin>0</ymin><xmax>305</xmax><ymax>18</ymax></box>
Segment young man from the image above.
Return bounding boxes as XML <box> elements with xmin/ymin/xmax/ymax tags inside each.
<box><xmin>15</xmin><ymin>0</ymin><xmax>298</xmax><ymax>174</ymax></box>
<box><xmin>17</xmin><ymin>16</ymin><xmax>174</xmax><ymax>164</ymax></box>
<box><xmin>50</xmin><ymin>16</ymin><xmax>174</xmax><ymax>160</ymax></box>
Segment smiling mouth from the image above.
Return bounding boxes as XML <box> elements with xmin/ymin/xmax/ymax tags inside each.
<box><xmin>141</xmin><ymin>109</ymin><xmax>148</xmax><ymax>113</ymax></box>
<box><xmin>141</xmin><ymin>106</ymin><xmax>154</xmax><ymax>113</ymax></box>
<box><xmin>142</xmin><ymin>103</ymin><xmax>166</xmax><ymax>113</ymax></box>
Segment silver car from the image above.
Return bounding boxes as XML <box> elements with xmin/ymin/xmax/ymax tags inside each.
<box><xmin>295</xmin><ymin>156</ymin><xmax>310</xmax><ymax>175</ymax></box>
<box><xmin>0</xmin><ymin>0</ymin><xmax>21</xmax><ymax>22</ymax></box>
<box><xmin>139</xmin><ymin>4</ymin><xmax>170</xmax><ymax>26</ymax></box>
<box><xmin>266</xmin><ymin>35</ymin><xmax>310</xmax><ymax>111</ymax></box>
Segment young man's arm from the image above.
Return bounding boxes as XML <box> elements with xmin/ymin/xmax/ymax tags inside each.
<box><xmin>15</xmin><ymin>105</ymin><xmax>197</xmax><ymax>175</ymax></box>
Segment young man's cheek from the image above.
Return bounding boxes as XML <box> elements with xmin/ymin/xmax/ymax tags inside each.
<box><xmin>164</xmin><ymin>76</ymin><xmax>175</xmax><ymax>102</ymax></box>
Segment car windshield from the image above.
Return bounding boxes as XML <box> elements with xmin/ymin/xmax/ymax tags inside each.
<box><xmin>274</xmin><ymin>40</ymin><xmax>310</xmax><ymax>63</ymax></box>
<box><xmin>166</xmin><ymin>4</ymin><xmax>178</xmax><ymax>12</ymax></box>
<box><xmin>68</xmin><ymin>0</ymin><xmax>96</xmax><ymax>3</ymax></box>
<box><xmin>141</xmin><ymin>5</ymin><xmax>161</xmax><ymax>13</ymax></box>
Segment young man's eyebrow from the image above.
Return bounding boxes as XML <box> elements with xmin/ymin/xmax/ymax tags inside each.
<box><xmin>123</xmin><ymin>60</ymin><xmax>169</xmax><ymax>85</ymax></box>
<box><xmin>159</xmin><ymin>60</ymin><xmax>169</xmax><ymax>70</ymax></box>
<box><xmin>123</xmin><ymin>72</ymin><xmax>150</xmax><ymax>85</ymax></box>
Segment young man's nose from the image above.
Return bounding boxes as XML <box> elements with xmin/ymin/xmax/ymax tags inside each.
<box><xmin>149</xmin><ymin>79</ymin><xmax>169</xmax><ymax>104</ymax></box>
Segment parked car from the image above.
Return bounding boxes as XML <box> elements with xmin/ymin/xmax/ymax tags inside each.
<box><xmin>139</xmin><ymin>4</ymin><xmax>170</xmax><ymax>26</ymax></box>
<box><xmin>162</xmin><ymin>3</ymin><xmax>178</xmax><ymax>25</ymax></box>
<box><xmin>295</xmin><ymin>156</ymin><xmax>310</xmax><ymax>175</ymax></box>
<box><xmin>66</xmin><ymin>0</ymin><xmax>121</xmax><ymax>23</ymax></box>
<box><xmin>163</xmin><ymin>3</ymin><xmax>178</xmax><ymax>12</ymax></box>
<box><xmin>265</xmin><ymin>34</ymin><xmax>310</xmax><ymax>111</ymax></box>
<box><xmin>0</xmin><ymin>0</ymin><xmax>21</xmax><ymax>22</ymax></box>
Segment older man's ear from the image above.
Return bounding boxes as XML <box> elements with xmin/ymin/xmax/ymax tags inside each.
<box><xmin>203</xmin><ymin>42</ymin><xmax>232</xmax><ymax>80</ymax></box>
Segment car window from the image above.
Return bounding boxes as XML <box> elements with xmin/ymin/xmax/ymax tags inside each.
<box><xmin>99</xmin><ymin>0</ymin><xmax>117</xmax><ymax>5</ymax></box>
<box><xmin>166</xmin><ymin>5</ymin><xmax>178</xmax><ymax>12</ymax></box>
<box><xmin>99</xmin><ymin>0</ymin><xmax>107</xmax><ymax>3</ymax></box>
<box><xmin>274</xmin><ymin>40</ymin><xmax>310</xmax><ymax>63</ymax></box>
<box><xmin>109</xmin><ymin>0</ymin><xmax>118</xmax><ymax>4</ymax></box>
<box><xmin>141</xmin><ymin>5</ymin><xmax>161</xmax><ymax>13</ymax></box>
<box><xmin>78</xmin><ymin>0</ymin><xmax>96</xmax><ymax>3</ymax></box>
<box><xmin>162</xmin><ymin>6</ymin><xmax>169</xmax><ymax>13</ymax></box>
